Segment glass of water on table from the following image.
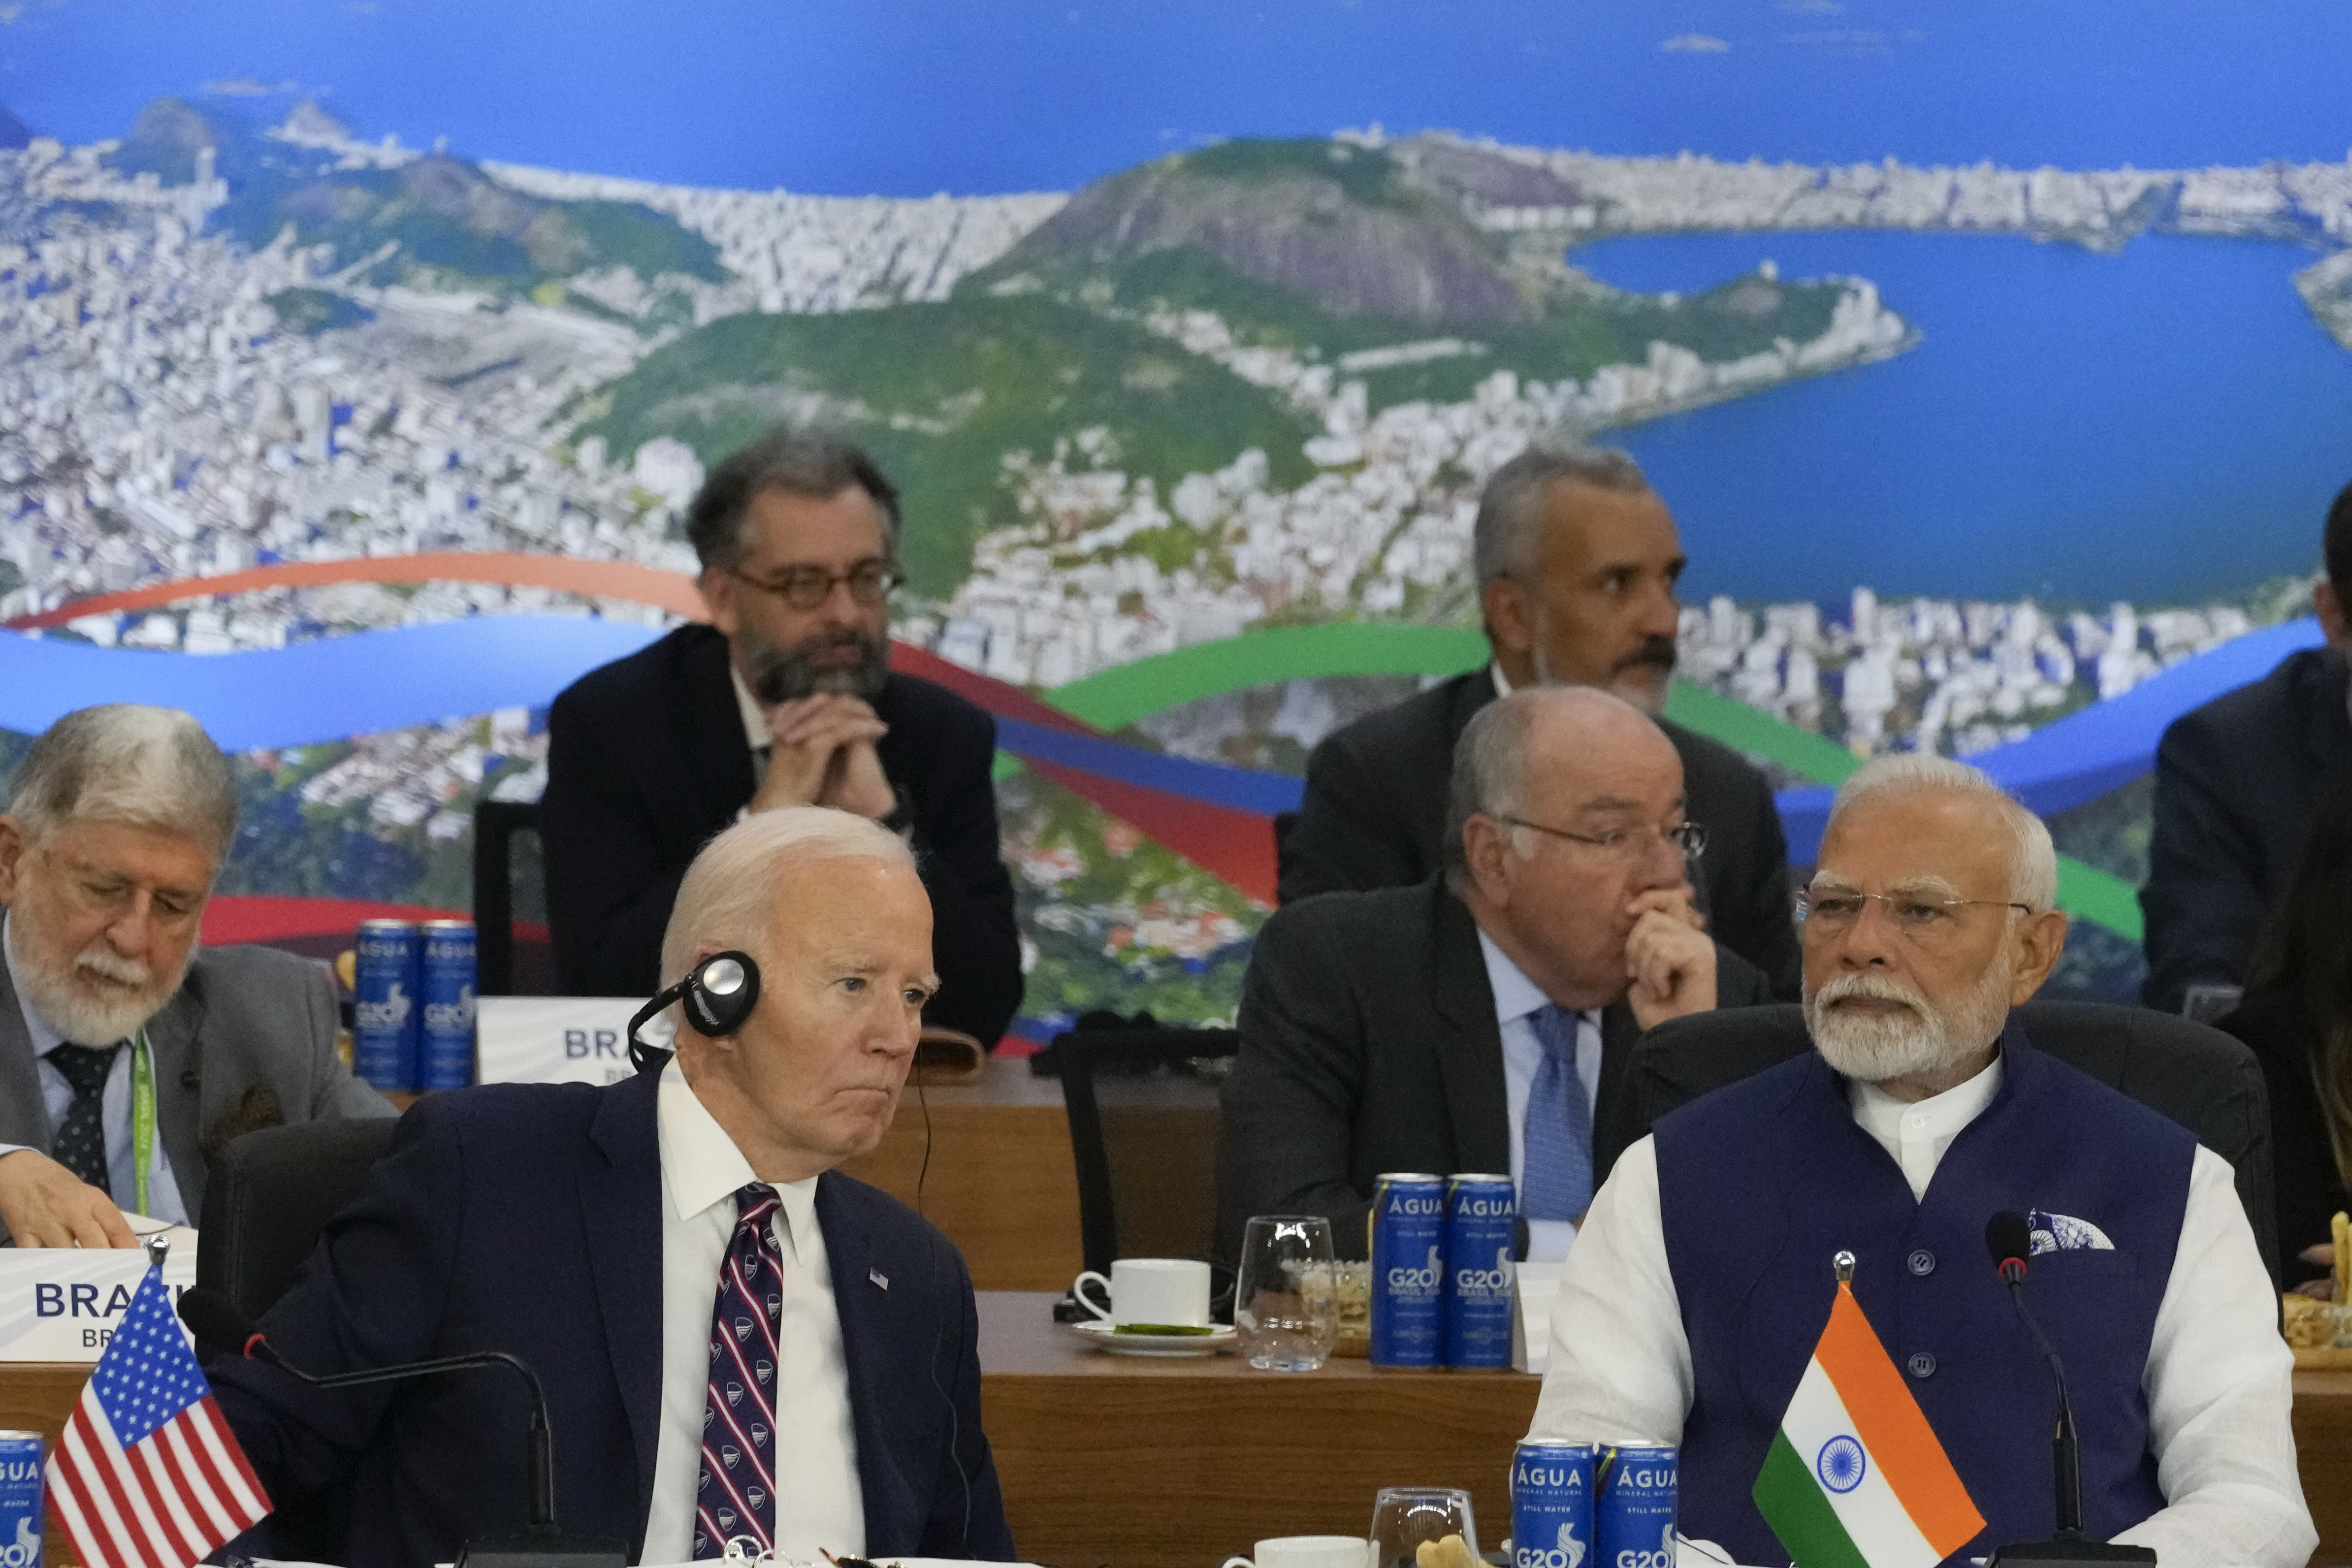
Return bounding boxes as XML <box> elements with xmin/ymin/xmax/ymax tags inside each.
<box><xmin>1235</xmin><ymin>1214</ymin><xmax>1340</xmax><ymax>1370</ymax></box>
<box><xmin>1369</xmin><ymin>1487</ymin><xmax>1480</xmax><ymax>1568</ymax></box>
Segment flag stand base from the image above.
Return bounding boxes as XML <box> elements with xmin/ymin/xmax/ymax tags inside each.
<box><xmin>1989</xmin><ymin>1539</ymin><xmax>2157</xmax><ymax>1565</ymax></box>
<box><xmin>456</xmin><ymin>1532</ymin><xmax>630</xmax><ymax>1568</ymax></box>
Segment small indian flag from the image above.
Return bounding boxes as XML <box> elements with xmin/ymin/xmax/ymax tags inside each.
<box><xmin>1752</xmin><ymin>1272</ymin><xmax>1986</xmax><ymax>1568</ymax></box>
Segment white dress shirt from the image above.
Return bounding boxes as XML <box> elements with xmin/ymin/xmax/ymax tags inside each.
<box><xmin>1528</xmin><ymin>1055</ymin><xmax>2317</xmax><ymax>1568</ymax></box>
<box><xmin>1476</xmin><ymin>928</ymin><xmax>1602</xmax><ymax>1265</ymax></box>
<box><xmin>642</xmin><ymin>1057</ymin><xmax>864</xmax><ymax>1563</ymax></box>
<box><xmin>0</xmin><ymin>915</ymin><xmax>187</xmax><ymax>1224</ymax></box>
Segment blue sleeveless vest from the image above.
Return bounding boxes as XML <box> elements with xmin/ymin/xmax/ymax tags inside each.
<box><xmin>1653</xmin><ymin>1025</ymin><xmax>2191</xmax><ymax>1566</ymax></box>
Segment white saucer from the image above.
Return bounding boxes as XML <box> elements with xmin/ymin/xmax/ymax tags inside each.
<box><xmin>1067</xmin><ymin>1319</ymin><xmax>1236</xmax><ymax>1356</ymax></box>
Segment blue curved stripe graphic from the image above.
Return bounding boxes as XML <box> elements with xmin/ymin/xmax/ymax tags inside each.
<box><xmin>0</xmin><ymin>617</ymin><xmax>667</xmax><ymax>752</ymax></box>
<box><xmin>994</xmin><ymin>716</ymin><xmax>1306</xmax><ymax>814</ymax></box>
<box><xmin>1772</xmin><ymin>617</ymin><xmax>2325</xmax><ymax>862</ymax></box>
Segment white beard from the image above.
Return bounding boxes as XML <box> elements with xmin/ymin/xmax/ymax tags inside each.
<box><xmin>13</xmin><ymin>933</ymin><xmax>185</xmax><ymax>1046</ymax></box>
<box><xmin>1806</xmin><ymin>963</ymin><xmax>2013</xmax><ymax>1086</ymax></box>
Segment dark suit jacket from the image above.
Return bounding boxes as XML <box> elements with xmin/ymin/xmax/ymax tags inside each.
<box><xmin>1276</xmin><ymin>668</ymin><xmax>1802</xmax><ymax>998</ymax></box>
<box><xmin>542</xmin><ymin>624</ymin><xmax>1023</xmax><ymax>1044</ymax></box>
<box><xmin>0</xmin><ymin>942</ymin><xmax>390</xmax><ymax>1240</ymax></box>
<box><xmin>2143</xmin><ymin>646</ymin><xmax>2352</xmax><ymax>1013</ymax></box>
<box><xmin>209</xmin><ymin>1071</ymin><xmax>1014</xmax><ymax>1568</ymax></box>
<box><xmin>2215</xmin><ymin>989</ymin><xmax>2352</xmax><ymax>1282</ymax></box>
<box><xmin>1213</xmin><ymin>878</ymin><xmax>1774</xmax><ymax>1263</ymax></box>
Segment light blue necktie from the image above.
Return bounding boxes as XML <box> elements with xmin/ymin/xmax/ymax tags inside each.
<box><xmin>1521</xmin><ymin>1003</ymin><xmax>1595</xmax><ymax>1222</ymax></box>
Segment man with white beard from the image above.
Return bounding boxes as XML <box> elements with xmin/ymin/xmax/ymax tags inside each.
<box><xmin>0</xmin><ymin>704</ymin><xmax>389</xmax><ymax>1246</ymax></box>
<box><xmin>1525</xmin><ymin>755</ymin><xmax>2312</xmax><ymax>1568</ymax></box>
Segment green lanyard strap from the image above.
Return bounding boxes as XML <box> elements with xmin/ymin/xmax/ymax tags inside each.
<box><xmin>128</xmin><ymin>1028</ymin><xmax>155</xmax><ymax>1218</ymax></box>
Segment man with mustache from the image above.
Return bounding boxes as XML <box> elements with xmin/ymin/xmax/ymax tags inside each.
<box><xmin>0</xmin><ymin>704</ymin><xmax>390</xmax><ymax>1247</ymax></box>
<box><xmin>542</xmin><ymin>425</ymin><xmax>1022</xmax><ymax>1047</ymax></box>
<box><xmin>1277</xmin><ymin>442</ymin><xmax>1800</xmax><ymax>996</ymax></box>
<box><xmin>1527</xmin><ymin>756</ymin><xmax>2311</xmax><ymax>1568</ymax></box>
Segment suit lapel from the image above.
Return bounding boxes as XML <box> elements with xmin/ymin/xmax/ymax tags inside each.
<box><xmin>0</xmin><ymin>949</ymin><xmax>48</xmax><ymax>1152</ymax></box>
<box><xmin>581</xmin><ymin>1069</ymin><xmax>668</xmax><ymax>1539</ymax></box>
<box><xmin>1595</xmin><ymin>1002</ymin><xmax>1643</xmax><ymax>1145</ymax></box>
<box><xmin>812</xmin><ymin>1174</ymin><xmax>896</xmax><ymax>1537</ymax></box>
<box><xmin>1428</xmin><ymin>884</ymin><xmax>1512</xmax><ymax>1175</ymax></box>
<box><xmin>141</xmin><ymin>982</ymin><xmax>204</xmax><ymax>1216</ymax></box>
<box><xmin>681</xmin><ymin>627</ymin><xmax>758</xmax><ymax>825</ymax></box>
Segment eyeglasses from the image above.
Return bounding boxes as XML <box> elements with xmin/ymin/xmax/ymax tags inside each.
<box><xmin>729</xmin><ymin>559</ymin><xmax>901</xmax><ymax>610</ymax></box>
<box><xmin>1495</xmin><ymin>815</ymin><xmax>1707</xmax><ymax>862</ymax></box>
<box><xmin>1795</xmin><ymin>884</ymin><xmax>2034</xmax><ymax>942</ymax></box>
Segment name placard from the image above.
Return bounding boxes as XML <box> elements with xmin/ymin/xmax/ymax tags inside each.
<box><xmin>476</xmin><ymin>996</ymin><xmax>671</xmax><ymax>1087</ymax></box>
<box><xmin>0</xmin><ymin>1228</ymin><xmax>200</xmax><ymax>1362</ymax></box>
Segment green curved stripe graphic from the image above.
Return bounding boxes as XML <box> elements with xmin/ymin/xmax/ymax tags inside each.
<box><xmin>1027</xmin><ymin>620</ymin><xmax>2144</xmax><ymax>941</ymax></box>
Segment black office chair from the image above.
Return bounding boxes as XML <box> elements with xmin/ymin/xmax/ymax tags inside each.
<box><xmin>197</xmin><ymin>1117</ymin><xmax>400</xmax><ymax>1563</ymax></box>
<box><xmin>1597</xmin><ymin>1000</ymin><xmax>2278</xmax><ymax>1284</ymax></box>
<box><xmin>471</xmin><ymin>799</ymin><xmax>542</xmax><ymax>996</ymax></box>
<box><xmin>198</xmin><ymin>1118</ymin><xmax>400</xmax><ymax>1321</ymax></box>
<box><xmin>1053</xmin><ymin>1026</ymin><xmax>1240</xmax><ymax>1279</ymax></box>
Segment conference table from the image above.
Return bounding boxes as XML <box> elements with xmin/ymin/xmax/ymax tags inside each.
<box><xmin>5</xmin><ymin>1294</ymin><xmax>2352</xmax><ymax>1568</ymax></box>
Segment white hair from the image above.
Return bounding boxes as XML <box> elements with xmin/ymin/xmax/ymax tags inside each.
<box><xmin>1825</xmin><ymin>753</ymin><xmax>2058</xmax><ymax>911</ymax></box>
<box><xmin>8</xmin><ymin>704</ymin><xmax>236</xmax><ymax>861</ymax></box>
<box><xmin>658</xmin><ymin>806</ymin><xmax>915</xmax><ymax>986</ymax></box>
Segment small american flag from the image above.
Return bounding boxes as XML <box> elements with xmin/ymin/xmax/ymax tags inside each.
<box><xmin>43</xmin><ymin>1266</ymin><xmax>272</xmax><ymax>1568</ymax></box>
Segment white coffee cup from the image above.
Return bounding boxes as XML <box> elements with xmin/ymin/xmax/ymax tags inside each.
<box><xmin>1070</xmin><ymin>1257</ymin><xmax>1212</xmax><ymax>1328</ymax></box>
<box><xmin>1223</xmin><ymin>1536</ymin><xmax>1374</xmax><ymax>1568</ymax></box>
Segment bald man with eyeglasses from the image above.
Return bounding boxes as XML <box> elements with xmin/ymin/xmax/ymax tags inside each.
<box><xmin>543</xmin><ymin>426</ymin><xmax>1022</xmax><ymax>1047</ymax></box>
<box><xmin>1214</xmin><ymin>687</ymin><xmax>1774</xmax><ymax>1269</ymax></box>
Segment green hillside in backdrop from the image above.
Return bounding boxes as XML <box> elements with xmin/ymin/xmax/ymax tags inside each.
<box><xmin>571</xmin><ymin>296</ymin><xmax>1322</xmax><ymax>593</ymax></box>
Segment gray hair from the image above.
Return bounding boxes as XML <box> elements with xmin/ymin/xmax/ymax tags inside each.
<box><xmin>1472</xmin><ymin>440</ymin><xmax>1650</xmax><ymax>589</ymax></box>
<box><xmin>684</xmin><ymin>423</ymin><xmax>902</xmax><ymax>574</ymax></box>
<box><xmin>1826</xmin><ymin>754</ymin><xmax>2059</xmax><ymax>911</ymax></box>
<box><xmin>1443</xmin><ymin>689</ymin><xmax>1547</xmax><ymax>888</ymax></box>
<box><xmin>7</xmin><ymin>704</ymin><xmax>236</xmax><ymax>862</ymax></box>
<box><xmin>659</xmin><ymin>806</ymin><xmax>917</xmax><ymax>986</ymax></box>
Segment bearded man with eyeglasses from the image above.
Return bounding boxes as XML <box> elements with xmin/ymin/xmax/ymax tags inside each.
<box><xmin>1215</xmin><ymin>686</ymin><xmax>1774</xmax><ymax>1268</ymax></box>
<box><xmin>544</xmin><ymin>426</ymin><xmax>1022</xmax><ymax>1047</ymax></box>
<box><xmin>1525</xmin><ymin>754</ymin><xmax>2311</xmax><ymax>1568</ymax></box>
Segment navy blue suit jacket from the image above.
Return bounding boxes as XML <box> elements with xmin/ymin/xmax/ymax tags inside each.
<box><xmin>209</xmin><ymin>1071</ymin><xmax>1014</xmax><ymax>1568</ymax></box>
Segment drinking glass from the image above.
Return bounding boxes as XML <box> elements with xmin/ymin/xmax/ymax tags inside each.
<box><xmin>1368</xmin><ymin>1487</ymin><xmax>1479</xmax><ymax>1568</ymax></box>
<box><xmin>1235</xmin><ymin>1214</ymin><xmax>1340</xmax><ymax>1371</ymax></box>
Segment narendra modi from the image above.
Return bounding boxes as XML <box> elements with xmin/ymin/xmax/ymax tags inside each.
<box><xmin>1520</xmin><ymin>754</ymin><xmax>2314</xmax><ymax>1568</ymax></box>
<box><xmin>0</xmin><ymin>704</ymin><xmax>387</xmax><ymax>1247</ymax></box>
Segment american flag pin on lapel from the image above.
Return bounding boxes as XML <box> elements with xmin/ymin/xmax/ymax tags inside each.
<box><xmin>870</xmin><ymin>1267</ymin><xmax>889</xmax><ymax>1290</ymax></box>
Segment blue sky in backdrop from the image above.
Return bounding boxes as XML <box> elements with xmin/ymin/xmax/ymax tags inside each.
<box><xmin>2</xmin><ymin>1</ymin><xmax>2348</xmax><ymax>195</ymax></box>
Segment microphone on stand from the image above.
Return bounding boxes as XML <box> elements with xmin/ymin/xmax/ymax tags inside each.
<box><xmin>1980</xmin><ymin>1213</ymin><xmax>2154</xmax><ymax>1567</ymax></box>
<box><xmin>179</xmin><ymin>1290</ymin><xmax>626</xmax><ymax>1568</ymax></box>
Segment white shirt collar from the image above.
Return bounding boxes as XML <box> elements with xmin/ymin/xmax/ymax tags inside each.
<box><xmin>1491</xmin><ymin>660</ymin><xmax>1515</xmax><ymax>700</ymax></box>
<box><xmin>1475</xmin><ymin>924</ymin><xmax>1582</xmax><ymax>1028</ymax></box>
<box><xmin>657</xmin><ymin>1056</ymin><xmax>821</xmax><ymax>1263</ymax></box>
<box><xmin>3</xmin><ymin>914</ymin><xmax>67</xmax><ymax>1056</ymax></box>
<box><xmin>728</xmin><ymin>661</ymin><xmax>771</xmax><ymax>754</ymax></box>
<box><xmin>1847</xmin><ymin>1051</ymin><xmax>2005</xmax><ymax>1202</ymax></box>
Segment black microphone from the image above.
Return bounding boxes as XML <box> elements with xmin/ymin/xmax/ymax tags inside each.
<box><xmin>1980</xmin><ymin>1214</ymin><xmax>2154</xmax><ymax>1566</ymax></box>
<box><xmin>180</xmin><ymin>1290</ymin><xmax>625</xmax><ymax>1568</ymax></box>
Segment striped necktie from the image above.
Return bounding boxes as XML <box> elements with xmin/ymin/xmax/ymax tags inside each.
<box><xmin>693</xmin><ymin>1184</ymin><xmax>784</xmax><ymax>1559</ymax></box>
<box><xmin>1520</xmin><ymin>1003</ymin><xmax>1595</xmax><ymax>1223</ymax></box>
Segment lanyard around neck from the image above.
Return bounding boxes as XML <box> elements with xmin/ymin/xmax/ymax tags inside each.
<box><xmin>128</xmin><ymin>1029</ymin><xmax>155</xmax><ymax>1217</ymax></box>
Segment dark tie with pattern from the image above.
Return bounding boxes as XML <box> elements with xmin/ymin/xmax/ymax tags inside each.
<box><xmin>47</xmin><ymin>1042</ymin><xmax>123</xmax><ymax>1195</ymax></box>
<box><xmin>693</xmin><ymin>1183</ymin><xmax>784</xmax><ymax>1559</ymax></box>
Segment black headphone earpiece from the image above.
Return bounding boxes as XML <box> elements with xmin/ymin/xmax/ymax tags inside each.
<box><xmin>626</xmin><ymin>950</ymin><xmax>762</xmax><ymax>1072</ymax></box>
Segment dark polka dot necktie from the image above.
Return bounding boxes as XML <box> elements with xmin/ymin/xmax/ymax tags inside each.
<box><xmin>47</xmin><ymin>1042</ymin><xmax>124</xmax><ymax>1195</ymax></box>
<box><xmin>692</xmin><ymin>1183</ymin><xmax>783</xmax><ymax>1560</ymax></box>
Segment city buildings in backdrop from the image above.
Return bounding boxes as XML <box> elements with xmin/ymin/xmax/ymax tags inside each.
<box><xmin>539</xmin><ymin>424</ymin><xmax>1023</xmax><ymax>1045</ymax></box>
<box><xmin>1216</xmin><ymin>685</ymin><xmax>1775</xmax><ymax>1269</ymax></box>
<box><xmin>0</xmin><ymin>702</ymin><xmax>390</xmax><ymax>1246</ymax></box>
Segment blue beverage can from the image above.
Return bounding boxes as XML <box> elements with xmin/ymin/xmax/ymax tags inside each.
<box><xmin>353</xmin><ymin>919</ymin><xmax>420</xmax><ymax>1091</ymax></box>
<box><xmin>0</xmin><ymin>1430</ymin><xmax>43</xmax><ymax>1568</ymax></box>
<box><xmin>418</xmin><ymin>919</ymin><xmax>479</xmax><ymax>1091</ymax></box>
<box><xmin>1368</xmin><ymin>1172</ymin><xmax>1446</xmax><ymax>1367</ymax></box>
<box><xmin>1444</xmin><ymin>1173</ymin><xmax>1517</xmax><ymax>1369</ymax></box>
<box><xmin>1597</xmin><ymin>1443</ymin><xmax>1678</xmax><ymax>1568</ymax></box>
<box><xmin>1511</xmin><ymin>1440</ymin><xmax>1595</xmax><ymax>1568</ymax></box>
